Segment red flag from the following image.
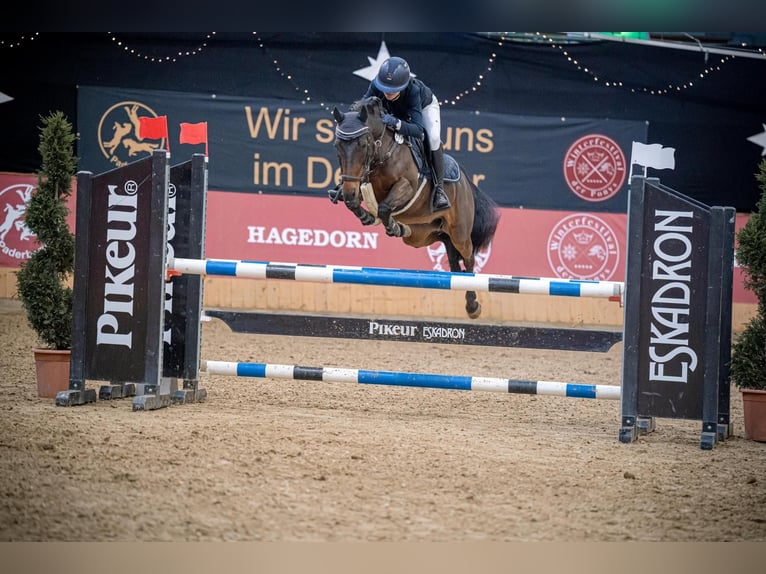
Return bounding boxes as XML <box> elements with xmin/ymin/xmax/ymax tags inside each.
<box><xmin>179</xmin><ymin>122</ymin><xmax>208</xmax><ymax>145</ymax></box>
<box><xmin>138</xmin><ymin>115</ymin><xmax>168</xmax><ymax>140</ymax></box>
<box><xmin>180</xmin><ymin>121</ymin><xmax>208</xmax><ymax>156</ymax></box>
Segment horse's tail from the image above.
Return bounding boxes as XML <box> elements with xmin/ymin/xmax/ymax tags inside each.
<box><xmin>466</xmin><ymin>170</ymin><xmax>500</xmax><ymax>253</ymax></box>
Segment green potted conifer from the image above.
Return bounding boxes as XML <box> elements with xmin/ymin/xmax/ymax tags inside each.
<box><xmin>16</xmin><ymin>111</ymin><xmax>77</xmax><ymax>398</ymax></box>
<box><xmin>730</xmin><ymin>158</ymin><xmax>766</xmax><ymax>441</ymax></box>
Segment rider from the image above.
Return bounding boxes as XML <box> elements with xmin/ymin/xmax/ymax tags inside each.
<box><xmin>329</xmin><ymin>56</ymin><xmax>451</xmax><ymax>212</ymax></box>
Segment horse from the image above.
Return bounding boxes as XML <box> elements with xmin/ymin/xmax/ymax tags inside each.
<box><xmin>331</xmin><ymin>96</ymin><xmax>500</xmax><ymax>319</ymax></box>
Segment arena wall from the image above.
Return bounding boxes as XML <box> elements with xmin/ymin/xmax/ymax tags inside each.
<box><xmin>2</xmin><ymin>268</ymin><xmax>753</xmax><ymax>331</ymax></box>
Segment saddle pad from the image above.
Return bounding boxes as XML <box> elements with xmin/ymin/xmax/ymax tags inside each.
<box><xmin>444</xmin><ymin>154</ymin><xmax>460</xmax><ymax>182</ymax></box>
<box><xmin>407</xmin><ymin>138</ymin><xmax>460</xmax><ymax>182</ymax></box>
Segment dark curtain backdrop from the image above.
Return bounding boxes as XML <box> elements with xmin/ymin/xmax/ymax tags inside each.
<box><xmin>2</xmin><ymin>32</ymin><xmax>765</xmax><ymax>210</ymax></box>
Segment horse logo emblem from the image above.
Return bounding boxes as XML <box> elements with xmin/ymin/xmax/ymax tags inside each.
<box><xmin>97</xmin><ymin>101</ymin><xmax>164</xmax><ymax>168</ymax></box>
<box><xmin>427</xmin><ymin>241</ymin><xmax>493</xmax><ymax>273</ymax></box>
<box><xmin>546</xmin><ymin>214</ymin><xmax>620</xmax><ymax>280</ymax></box>
<box><xmin>563</xmin><ymin>134</ymin><xmax>626</xmax><ymax>201</ymax></box>
<box><xmin>0</xmin><ymin>183</ymin><xmax>37</xmax><ymax>266</ymax></box>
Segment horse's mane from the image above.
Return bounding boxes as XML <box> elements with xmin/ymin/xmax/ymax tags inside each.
<box><xmin>349</xmin><ymin>96</ymin><xmax>383</xmax><ymax>116</ymax></box>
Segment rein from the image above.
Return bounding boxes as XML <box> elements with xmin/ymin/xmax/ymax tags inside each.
<box><xmin>367</xmin><ymin>124</ymin><xmax>398</xmax><ymax>172</ymax></box>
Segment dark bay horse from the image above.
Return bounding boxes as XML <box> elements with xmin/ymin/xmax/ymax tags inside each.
<box><xmin>331</xmin><ymin>96</ymin><xmax>500</xmax><ymax>319</ymax></box>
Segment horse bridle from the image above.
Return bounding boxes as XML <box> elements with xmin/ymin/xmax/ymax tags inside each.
<box><xmin>335</xmin><ymin>117</ymin><xmax>398</xmax><ymax>184</ymax></box>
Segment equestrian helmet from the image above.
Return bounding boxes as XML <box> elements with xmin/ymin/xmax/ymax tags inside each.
<box><xmin>373</xmin><ymin>57</ymin><xmax>412</xmax><ymax>93</ymax></box>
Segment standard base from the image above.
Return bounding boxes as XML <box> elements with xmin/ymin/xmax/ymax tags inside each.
<box><xmin>618</xmin><ymin>426</ymin><xmax>638</xmax><ymax>444</ymax></box>
<box><xmin>98</xmin><ymin>383</ymin><xmax>137</xmax><ymax>401</ymax></box>
<box><xmin>636</xmin><ymin>416</ymin><xmax>656</xmax><ymax>435</ymax></box>
<box><xmin>132</xmin><ymin>394</ymin><xmax>173</xmax><ymax>411</ymax></box>
<box><xmin>55</xmin><ymin>388</ymin><xmax>98</xmax><ymax>406</ymax></box>
<box><xmin>717</xmin><ymin>422</ymin><xmax>733</xmax><ymax>441</ymax></box>
<box><xmin>172</xmin><ymin>387</ymin><xmax>207</xmax><ymax>404</ymax></box>
<box><xmin>700</xmin><ymin>432</ymin><xmax>718</xmax><ymax>450</ymax></box>
<box><xmin>619</xmin><ymin>415</ymin><xmax>656</xmax><ymax>443</ymax></box>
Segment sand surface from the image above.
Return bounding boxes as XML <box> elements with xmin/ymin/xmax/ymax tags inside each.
<box><xmin>1</xmin><ymin>298</ymin><xmax>765</xmax><ymax>541</ymax></box>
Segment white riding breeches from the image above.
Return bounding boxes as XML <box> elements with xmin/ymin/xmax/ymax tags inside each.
<box><xmin>422</xmin><ymin>94</ymin><xmax>442</xmax><ymax>151</ymax></box>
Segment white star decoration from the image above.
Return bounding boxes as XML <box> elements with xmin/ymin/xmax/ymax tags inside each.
<box><xmin>747</xmin><ymin>124</ymin><xmax>766</xmax><ymax>156</ymax></box>
<box><xmin>353</xmin><ymin>41</ymin><xmax>391</xmax><ymax>82</ymax></box>
<box><xmin>0</xmin><ymin>91</ymin><xmax>12</xmax><ymax>104</ymax></box>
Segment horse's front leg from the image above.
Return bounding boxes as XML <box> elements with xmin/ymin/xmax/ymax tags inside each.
<box><xmin>376</xmin><ymin>203</ymin><xmax>407</xmax><ymax>237</ymax></box>
<box><xmin>377</xmin><ymin>181</ymin><xmax>411</xmax><ymax>237</ymax></box>
<box><xmin>343</xmin><ymin>191</ymin><xmax>376</xmax><ymax>226</ymax></box>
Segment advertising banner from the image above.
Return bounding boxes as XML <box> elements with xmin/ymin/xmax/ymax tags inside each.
<box><xmin>72</xmin><ymin>153</ymin><xmax>168</xmax><ymax>386</ymax></box>
<box><xmin>204</xmin><ymin>192</ymin><xmax>766</xmax><ymax>305</ymax></box>
<box><xmin>0</xmin><ymin>171</ymin><xmax>755</xmax><ymax>304</ymax></box>
<box><xmin>0</xmin><ymin>174</ymin><xmax>76</xmax><ymax>268</ymax></box>
<box><xmin>204</xmin><ymin>190</ymin><xmax>628</xmax><ymax>282</ymax></box>
<box><xmin>77</xmin><ymin>86</ymin><xmax>648</xmax><ymax>213</ymax></box>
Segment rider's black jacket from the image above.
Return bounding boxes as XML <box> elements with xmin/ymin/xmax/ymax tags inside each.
<box><xmin>363</xmin><ymin>77</ymin><xmax>434</xmax><ymax>141</ymax></box>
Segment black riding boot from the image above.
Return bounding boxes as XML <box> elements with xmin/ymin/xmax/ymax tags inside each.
<box><xmin>328</xmin><ymin>183</ymin><xmax>343</xmax><ymax>204</ymax></box>
<box><xmin>430</xmin><ymin>147</ymin><xmax>450</xmax><ymax>212</ymax></box>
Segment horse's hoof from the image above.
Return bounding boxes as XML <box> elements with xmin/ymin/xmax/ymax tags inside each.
<box><xmin>360</xmin><ymin>213</ymin><xmax>376</xmax><ymax>225</ymax></box>
<box><xmin>467</xmin><ymin>302</ymin><xmax>481</xmax><ymax>319</ymax></box>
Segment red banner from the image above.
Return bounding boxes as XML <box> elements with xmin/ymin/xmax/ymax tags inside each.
<box><xmin>204</xmin><ymin>190</ymin><xmax>756</xmax><ymax>303</ymax></box>
<box><xmin>206</xmin><ymin>190</ymin><xmax>627</xmax><ymax>279</ymax></box>
<box><xmin>0</xmin><ymin>173</ymin><xmax>76</xmax><ymax>268</ymax></box>
<box><xmin>0</xmin><ymin>172</ymin><xmax>755</xmax><ymax>305</ymax></box>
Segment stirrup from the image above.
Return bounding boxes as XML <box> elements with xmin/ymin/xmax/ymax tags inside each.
<box><xmin>432</xmin><ymin>188</ymin><xmax>450</xmax><ymax>212</ymax></box>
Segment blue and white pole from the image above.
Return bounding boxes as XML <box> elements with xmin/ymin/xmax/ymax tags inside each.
<box><xmin>201</xmin><ymin>360</ymin><xmax>621</xmax><ymax>400</ymax></box>
<box><xmin>170</xmin><ymin>257</ymin><xmax>623</xmax><ymax>300</ymax></box>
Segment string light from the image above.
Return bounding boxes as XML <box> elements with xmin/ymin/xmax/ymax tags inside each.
<box><xmin>250</xmin><ymin>31</ymin><xmax>744</xmax><ymax>110</ymax></box>
<box><xmin>7</xmin><ymin>33</ymin><xmax>761</xmax><ymax>104</ymax></box>
<box><xmin>0</xmin><ymin>33</ymin><xmax>39</xmax><ymax>49</ymax></box>
<box><xmin>441</xmin><ymin>46</ymin><xmax>497</xmax><ymax>107</ymax></box>
<box><xmin>108</xmin><ymin>32</ymin><xmax>216</xmax><ymax>63</ymax></box>
<box><xmin>252</xmin><ymin>32</ymin><xmax>328</xmax><ymax>110</ymax></box>
<box><xmin>534</xmin><ymin>31</ymin><xmax>734</xmax><ymax>96</ymax></box>
<box><xmin>249</xmin><ymin>33</ymin><xmax>500</xmax><ymax>111</ymax></box>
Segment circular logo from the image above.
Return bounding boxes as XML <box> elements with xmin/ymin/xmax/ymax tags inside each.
<box><xmin>547</xmin><ymin>214</ymin><xmax>620</xmax><ymax>280</ymax></box>
<box><xmin>563</xmin><ymin>134</ymin><xmax>626</xmax><ymax>201</ymax></box>
<box><xmin>98</xmin><ymin>101</ymin><xmax>164</xmax><ymax>168</ymax></box>
<box><xmin>426</xmin><ymin>241</ymin><xmax>492</xmax><ymax>273</ymax></box>
<box><xmin>0</xmin><ymin>183</ymin><xmax>38</xmax><ymax>265</ymax></box>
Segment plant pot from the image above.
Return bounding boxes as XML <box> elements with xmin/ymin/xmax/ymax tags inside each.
<box><xmin>741</xmin><ymin>388</ymin><xmax>766</xmax><ymax>442</ymax></box>
<box><xmin>33</xmin><ymin>348</ymin><xmax>71</xmax><ymax>398</ymax></box>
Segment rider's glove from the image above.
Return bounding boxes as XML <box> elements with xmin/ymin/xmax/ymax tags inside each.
<box><xmin>382</xmin><ymin>114</ymin><xmax>400</xmax><ymax>131</ymax></box>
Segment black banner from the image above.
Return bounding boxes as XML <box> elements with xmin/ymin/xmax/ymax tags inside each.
<box><xmin>621</xmin><ymin>177</ymin><xmax>733</xmax><ymax>433</ymax></box>
<box><xmin>163</xmin><ymin>154</ymin><xmax>206</xmax><ymax>381</ymax></box>
<box><xmin>70</xmin><ymin>151</ymin><xmax>169</xmax><ymax>387</ymax></box>
<box><xmin>635</xmin><ymin>183</ymin><xmax>708</xmax><ymax>419</ymax></box>
<box><xmin>77</xmin><ymin>86</ymin><xmax>647</xmax><ymax>212</ymax></box>
<box><xmin>205</xmin><ymin>310</ymin><xmax>623</xmax><ymax>353</ymax></box>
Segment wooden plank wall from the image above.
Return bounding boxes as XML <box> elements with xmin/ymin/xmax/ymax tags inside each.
<box><xmin>1</xmin><ymin>267</ymin><xmax>756</xmax><ymax>331</ymax></box>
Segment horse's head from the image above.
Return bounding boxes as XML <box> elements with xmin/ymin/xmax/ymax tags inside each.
<box><xmin>352</xmin><ymin>96</ymin><xmax>386</xmax><ymax>121</ymax></box>
<box><xmin>332</xmin><ymin>97</ymin><xmax>387</xmax><ymax>201</ymax></box>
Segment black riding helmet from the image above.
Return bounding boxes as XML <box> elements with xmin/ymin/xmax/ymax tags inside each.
<box><xmin>373</xmin><ymin>57</ymin><xmax>412</xmax><ymax>93</ymax></box>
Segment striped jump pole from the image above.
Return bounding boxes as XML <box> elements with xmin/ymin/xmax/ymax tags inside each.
<box><xmin>170</xmin><ymin>257</ymin><xmax>624</xmax><ymax>300</ymax></box>
<box><xmin>201</xmin><ymin>360</ymin><xmax>621</xmax><ymax>400</ymax></box>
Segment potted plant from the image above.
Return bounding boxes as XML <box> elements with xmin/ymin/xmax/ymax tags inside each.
<box><xmin>730</xmin><ymin>157</ymin><xmax>766</xmax><ymax>441</ymax></box>
<box><xmin>16</xmin><ymin>111</ymin><xmax>77</xmax><ymax>398</ymax></box>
